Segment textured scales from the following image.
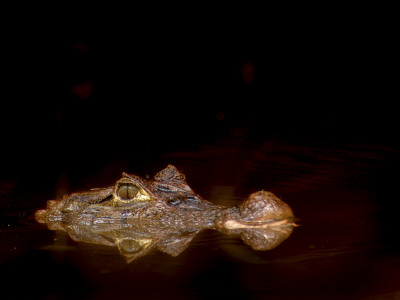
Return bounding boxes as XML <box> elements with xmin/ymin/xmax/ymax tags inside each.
<box><xmin>36</xmin><ymin>165</ymin><xmax>296</xmax><ymax>262</ymax></box>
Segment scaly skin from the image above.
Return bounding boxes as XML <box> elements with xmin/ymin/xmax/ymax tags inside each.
<box><xmin>36</xmin><ymin>165</ymin><xmax>296</xmax><ymax>261</ymax></box>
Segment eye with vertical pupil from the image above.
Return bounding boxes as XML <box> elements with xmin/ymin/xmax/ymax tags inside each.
<box><xmin>118</xmin><ymin>183</ymin><xmax>139</xmax><ymax>200</ymax></box>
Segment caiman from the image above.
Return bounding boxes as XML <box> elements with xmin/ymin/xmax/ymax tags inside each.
<box><xmin>36</xmin><ymin>165</ymin><xmax>296</xmax><ymax>262</ymax></box>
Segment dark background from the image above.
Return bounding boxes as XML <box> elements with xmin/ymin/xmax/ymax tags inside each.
<box><xmin>2</xmin><ymin>9</ymin><xmax>397</xmax><ymax>188</ymax></box>
<box><xmin>1</xmin><ymin>7</ymin><xmax>399</xmax><ymax>299</ymax></box>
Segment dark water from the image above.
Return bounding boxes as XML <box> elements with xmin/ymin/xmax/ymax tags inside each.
<box><xmin>1</xmin><ymin>139</ymin><xmax>399</xmax><ymax>300</ymax></box>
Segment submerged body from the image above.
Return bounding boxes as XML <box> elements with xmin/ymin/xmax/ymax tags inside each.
<box><xmin>36</xmin><ymin>165</ymin><xmax>296</xmax><ymax>261</ymax></box>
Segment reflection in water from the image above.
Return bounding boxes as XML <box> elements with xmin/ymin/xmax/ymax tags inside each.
<box><xmin>35</xmin><ymin>165</ymin><xmax>296</xmax><ymax>262</ymax></box>
<box><xmin>40</xmin><ymin>218</ymin><xmax>294</xmax><ymax>263</ymax></box>
<box><xmin>4</xmin><ymin>141</ymin><xmax>398</xmax><ymax>299</ymax></box>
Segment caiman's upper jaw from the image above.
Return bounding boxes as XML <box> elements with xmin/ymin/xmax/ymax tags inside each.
<box><xmin>35</xmin><ymin>200</ymin><xmax>64</xmax><ymax>223</ymax></box>
<box><xmin>35</xmin><ymin>188</ymin><xmax>113</xmax><ymax>223</ymax></box>
<box><xmin>35</xmin><ymin>175</ymin><xmax>157</xmax><ymax>223</ymax></box>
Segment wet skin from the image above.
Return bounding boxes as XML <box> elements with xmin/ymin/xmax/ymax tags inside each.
<box><xmin>36</xmin><ymin>165</ymin><xmax>296</xmax><ymax>261</ymax></box>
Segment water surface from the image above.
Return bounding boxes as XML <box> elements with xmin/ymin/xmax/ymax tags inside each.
<box><xmin>1</xmin><ymin>139</ymin><xmax>399</xmax><ymax>299</ymax></box>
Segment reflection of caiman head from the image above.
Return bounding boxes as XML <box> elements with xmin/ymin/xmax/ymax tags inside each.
<box><xmin>36</xmin><ymin>165</ymin><xmax>296</xmax><ymax>262</ymax></box>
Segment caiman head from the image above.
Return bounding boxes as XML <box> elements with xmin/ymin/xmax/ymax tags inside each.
<box><xmin>36</xmin><ymin>165</ymin><xmax>217</xmax><ymax>229</ymax></box>
<box><xmin>35</xmin><ymin>165</ymin><xmax>296</xmax><ymax>262</ymax></box>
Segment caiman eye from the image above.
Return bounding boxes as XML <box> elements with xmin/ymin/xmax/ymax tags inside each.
<box><xmin>117</xmin><ymin>183</ymin><xmax>139</xmax><ymax>200</ymax></box>
<box><xmin>114</xmin><ymin>180</ymin><xmax>152</xmax><ymax>205</ymax></box>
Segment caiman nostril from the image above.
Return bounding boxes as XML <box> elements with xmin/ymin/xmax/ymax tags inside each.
<box><xmin>61</xmin><ymin>203</ymin><xmax>74</xmax><ymax>213</ymax></box>
<box><xmin>46</xmin><ymin>200</ymin><xmax>58</xmax><ymax>209</ymax></box>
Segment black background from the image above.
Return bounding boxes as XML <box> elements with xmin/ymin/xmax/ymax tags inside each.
<box><xmin>2</xmin><ymin>8</ymin><xmax>397</xmax><ymax>189</ymax></box>
<box><xmin>1</xmin><ymin>6</ymin><xmax>399</xmax><ymax>300</ymax></box>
